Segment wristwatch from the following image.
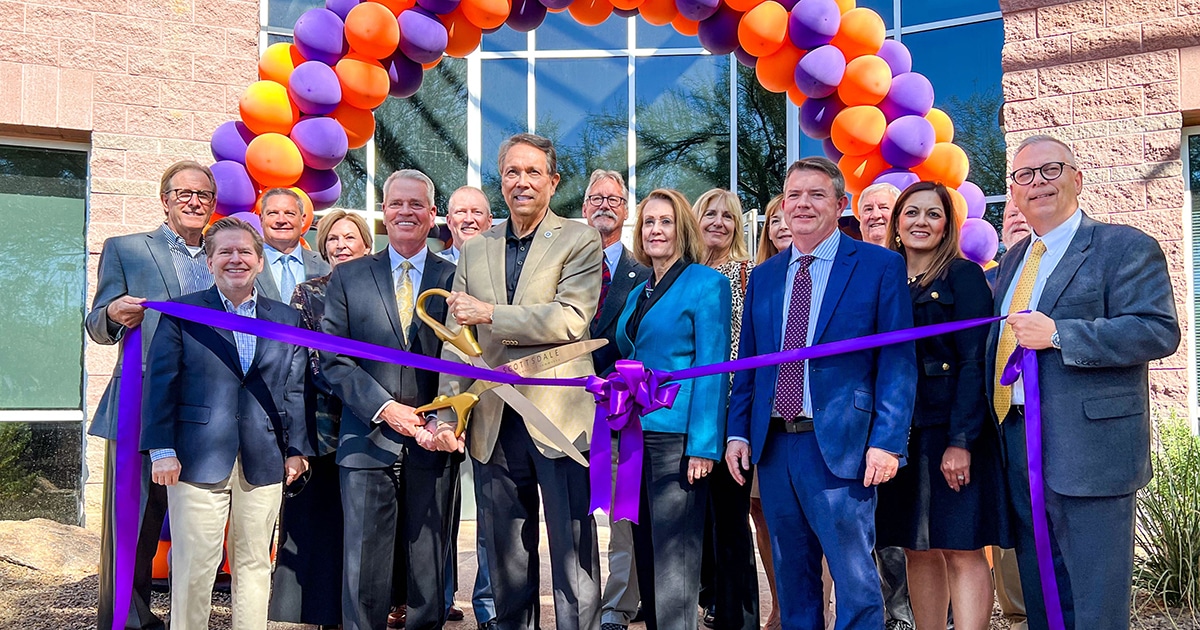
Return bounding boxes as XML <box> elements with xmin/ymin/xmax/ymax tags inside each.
<box><xmin>1050</xmin><ymin>331</ymin><xmax>1061</xmax><ymax>349</ymax></box>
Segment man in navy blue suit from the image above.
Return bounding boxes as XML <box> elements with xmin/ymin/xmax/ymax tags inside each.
<box><xmin>725</xmin><ymin>157</ymin><xmax>916</xmax><ymax>630</ymax></box>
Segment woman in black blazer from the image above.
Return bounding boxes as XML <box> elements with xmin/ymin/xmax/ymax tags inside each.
<box><xmin>875</xmin><ymin>182</ymin><xmax>1010</xmax><ymax>630</ymax></box>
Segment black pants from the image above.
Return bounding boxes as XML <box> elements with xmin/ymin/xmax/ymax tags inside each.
<box><xmin>96</xmin><ymin>442</ymin><xmax>167</xmax><ymax>630</ymax></box>
<box><xmin>698</xmin><ymin>455</ymin><xmax>759</xmax><ymax>630</ymax></box>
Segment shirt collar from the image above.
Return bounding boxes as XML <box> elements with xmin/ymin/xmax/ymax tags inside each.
<box><xmin>789</xmin><ymin>229</ymin><xmax>840</xmax><ymax>264</ymax></box>
<box><xmin>505</xmin><ymin>218</ymin><xmax>542</xmax><ymax>243</ymax></box>
<box><xmin>160</xmin><ymin>223</ymin><xmax>203</xmax><ymax>254</ymax></box>
<box><xmin>1030</xmin><ymin>207</ymin><xmax>1083</xmax><ymax>256</ymax></box>
<box><xmin>603</xmin><ymin>241</ymin><xmax>624</xmax><ymax>271</ymax></box>
<box><xmin>389</xmin><ymin>244</ymin><xmax>428</xmax><ymax>273</ymax></box>
<box><xmin>219</xmin><ymin>288</ymin><xmax>258</xmax><ymax>312</ymax></box>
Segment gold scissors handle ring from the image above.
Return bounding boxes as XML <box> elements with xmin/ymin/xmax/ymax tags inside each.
<box><xmin>416</xmin><ymin>288</ymin><xmax>483</xmax><ymax>358</ymax></box>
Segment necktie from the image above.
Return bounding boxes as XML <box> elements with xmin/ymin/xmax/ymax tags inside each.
<box><xmin>397</xmin><ymin>261</ymin><xmax>414</xmax><ymax>339</ymax></box>
<box><xmin>775</xmin><ymin>255</ymin><xmax>816</xmax><ymax>421</ymax></box>
<box><xmin>993</xmin><ymin>240</ymin><xmax>1047</xmax><ymax>422</ymax></box>
<box><xmin>279</xmin><ymin>255</ymin><xmax>298</xmax><ymax>301</ymax></box>
<box><xmin>594</xmin><ymin>260</ymin><xmax>612</xmax><ymax>324</ymax></box>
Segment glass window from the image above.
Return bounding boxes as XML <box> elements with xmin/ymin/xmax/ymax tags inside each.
<box><xmin>537</xmin><ymin>11</ymin><xmax>627</xmax><ymax>50</ymax></box>
<box><xmin>0</xmin><ymin>144</ymin><xmax>87</xmax><ymax>409</ymax></box>
<box><xmin>267</xmin><ymin>32</ymin><xmax>292</xmax><ymax>46</ymax></box>
<box><xmin>857</xmin><ymin>0</ymin><xmax>895</xmax><ymax>30</ymax></box>
<box><xmin>337</xmin><ymin>147</ymin><xmax>369</xmax><ymax>212</ymax></box>
<box><xmin>535</xmin><ymin>58</ymin><xmax>628</xmax><ymax>217</ymax></box>
<box><xmin>482</xmin><ymin>59</ymin><xmax>530</xmax><ymax>215</ymax></box>
<box><xmin>736</xmin><ymin>64</ymin><xmax>786</xmax><ymax>213</ymax></box>
<box><xmin>901</xmin><ymin>0</ymin><xmax>998</xmax><ymax>25</ymax></box>
<box><xmin>0</xmin><ymin>422</ymin><xmax>83</xmax><ymax>524</ymax></box>
<box><xmin>268</xmin><ymin>0</ymin><xmax>322</xmax><ymax>30</ymax></box>
<box><xmin>1187</xmin><ymin>132</ymin><xmax>1200</xmax><ymax>409</ymax></box>
<box><xmin>636</xmin><ymin>17</ymin><xmax>698</xmax><ymax>49</ymax></box>
<box><xmin>634</xmin><ymin>55</ymin><xmax>730</xmax><ymax>202</ymax></box>
<box><xmin>482</xmin><ymin>25</ymin><xmax>529</xmax><ymax>52</ymax></box>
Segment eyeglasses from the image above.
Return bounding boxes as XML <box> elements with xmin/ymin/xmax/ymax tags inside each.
<box><xmin>1009</xmin><ymin>162</ymin><xmax>1076</xmax><ymax>186</ymax></box>
<box><xmin>167</xmin><ymin>188</ymin><xmax>216</xmax><ymax>204</ymax></box>
<box><xmin>586</xmin><ymin>194</ymin><xmax>625</xmax><ymax>208</ymax></box>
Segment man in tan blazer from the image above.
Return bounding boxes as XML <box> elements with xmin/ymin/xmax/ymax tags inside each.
<box><xmin>434</xmin><ymin>133</ymin><xmax>603</xmax><ymax>630</ymax></box>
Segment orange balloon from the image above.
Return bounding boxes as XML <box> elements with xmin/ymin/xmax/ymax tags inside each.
<box><xmin>912</xmin><ymin>142</ymin><xmax>970</xmax><ymax>188</ymax></box>
<box><xmin>246</xmin><ymin>133</ymin><xmax>304</xmax><ymax>188</ymax></box>
<box><xmin>926</xmin><ymin>107</ymin><xmax>955</xmax><ymax>143</ymax></box>
<box><xmin>755</xmin><ymin>44</ymin><xmax>803</xmax><ymax>94</ymax></box>
<box><xmin>441</xmin><ymin>7</ymin><xmax>483</xmax><ymax>57</ymax></box>
<box><xmin>569</xmin><ymin>0</ymin><xmax>614</xmax><ymax>26</ymax></box>
<box><xmin>738</xmin><ymin>1</ymin><xmax>788</xmax><ymax>58</ymax></box>
<box><xmin>423</xmin><ymin>57</ymin><xmax>442</xmax><ymax>70</ymax></box>
<box><xmin>330</xmin><ymin>102</ymin><xmax>376</xmax><ymax>149</ymax></box>
<box><xmin>239</xmin><ymin>80</ymin><xmax>300</xmax><ymax>136</ymax></box>
<box><xmin>335</xmin><ymin>53</ymin><xmax>390</xmax><ymax>110</ymax></box>
<box><xmin>726</xmin><ymin>0</ymin><xmax>765</xmax><ymax>12</ymax></box>
<box><xmin>946</xmin><ymin>187</ymin><xmax>967</xmax><ymax>229</ymax></box>
<box><xmin>152</xmin><ymin>541</ymin><xmax>171</xmax><ymax>580</ymax></box>
<box><xmin>838</xmin><ymin>54</ymin><xmax>891</xmax><ymax>106</ymax></box>
<box><xmin>834</xmin><ymin>0</ymin><xmax>854</xmax><ymax>12</ymax></box>
<box><xmin>829</xmin><ymin>7</ymin><xmax>884</xmax><ymax>59</ymax></box>
<box><xmin>830</xmin><ymin>105</ymin><xmax>885</xmax><ymax>157</ymax></box>
<box><xmin>640</xmin><ymin>0</ymin><xmax>678</xmax><ymax>26</ymax></box>
<box><xmin>787</xmin><ymin>83</ymin><xmax>807</xmax><ymax>106</ymax></box>
<box><xmin>839</xmin><ymin>150</ymin><xmax>888</xmax><ymax>196</ymax></box>
<box><xmin>611</xmin><ymin>0</ymin><xmax>643</xmax><ymax>10</ymax></box>
<box><xmin>259</xmin><ymin>42</ymin><xmax>305</xmax><ymax>85</ymax></box>
<box><xmin>461</xmin><ymin>0</ymin><xmax>511</xmax><ymax>29</ymax></box>
<box><xmin>378</xmin><ymin>0</ymin><xmax>418</xmax><ymax>15</ymax></box>
<box><xmin>346</xmin><ymin>2</ymin><xmax>402</xmax><ymax>59</ymax></box>
<box><xmin>672</xmin><ymin>13</ymin><xmax>699</xmax><ymax>36</ymax></box>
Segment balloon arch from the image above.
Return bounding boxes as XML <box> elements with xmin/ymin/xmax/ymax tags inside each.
<box><xmin>206</xmin><ymin>0</ymin><xmax>999</xmax><ymax>262</ymax></box>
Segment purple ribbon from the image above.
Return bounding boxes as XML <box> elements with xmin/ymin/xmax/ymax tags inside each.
<box><xmin>111</xmin><ymin>326</ymin><xmax>142</xmax><ymax>630</ymax></box>
<box><xmin>586</xmin><ymin>360</ymin><xmax>680</xmax><ymax>523</ymax></box>
<box><xmin>1001</xmin><ymin>345</ymin><xmax>1067</xmax><ymax>630</ymax></box>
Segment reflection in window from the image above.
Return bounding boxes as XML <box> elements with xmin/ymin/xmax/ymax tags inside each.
<box><xmin>634</xmin><ymin>55</ymin><xmax>730</xmax><ymax>203</ymax></box>
<box><xmin>637</xmin><ymin>17</ymin><xmax>699</xmax><ymax>49</ymax></box>
<box><xmin>268</xmin><ymin>0</ymin><xmax>322</xmax><ymax>30</ymax></box>
<box><xmin>538</xmin><ymin>11</ymin><xmax>626</xmax><ymax>50</ymax></box>
<box><xmin>0</xmin><ymin>422</ymin><xmax>82</xmax><ymax>525</ymax></box>
<box><xmin>482</xmin><ymin>59</ymin><xmax>530</xmax><ymax>216</ymax></box>
<box><xmin>902</xmin><ymin>0</ymin><xmax>999</xmax><ymax>26</ymax></box>
<box><xmin>482</xmin><ymin>24</ymin><xmax>528</xmax><ymax>53</ymax></box>
<box><xmin>736</xmin><ymin>64</ymin><xmax>786</xmax><ymax>213</ymax></box>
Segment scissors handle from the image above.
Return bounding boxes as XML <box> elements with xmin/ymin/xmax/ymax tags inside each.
<box><xmin>416</xmin><ymin>288</ymin><xmax>483</xmax><ymax>358</ymax></box>
<box><xmin>414</xmin><ymin>393</ymin><xmax>479</xmax><ymax>437</ymax></box>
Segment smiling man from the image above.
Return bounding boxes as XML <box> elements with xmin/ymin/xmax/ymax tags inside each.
<box><xmin>255</xmin><ymin>188</ymin><xmax>330</xmax><ymax>302</ymax></box>
<box><xmin>440</xmin><ymin>185</ymin><xmax>493</xmax><ymax>264</ymax></box>
<box><xmin>857</xmin><ymin>182</ymin><xmax>900</xmax><ymax>248</ymax></box>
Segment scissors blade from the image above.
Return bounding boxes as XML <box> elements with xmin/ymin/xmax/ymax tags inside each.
<box><xmin>488</xmin><ymin>338</ymin><xmax>608</xmax><ymax>379</ymax></box>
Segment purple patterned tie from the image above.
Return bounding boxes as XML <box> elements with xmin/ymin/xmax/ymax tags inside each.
<box><xmin>594</xmin><ymin>260</ymin><xmax>611</xmax><ymax>324</ymax></box>
<box><xmin>775</xmin><ymin>255</ymin><xmax>816</xmax><ymax>421</ymax></box>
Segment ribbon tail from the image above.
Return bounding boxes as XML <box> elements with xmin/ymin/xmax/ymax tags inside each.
<box><xmin>112</xmin><ymin>327</ymin><xmax>143</xmax><ymax>630</ymax></box>
<box><xmin>1021</xmin><ymin>349</ymin><xmax>1067</xmax><ymax>630</ymax></box>
<box><xmin>589</xmin><ymin>406</ymin><xmax>613</xmax><ymax>516</ymax></box>
<box><xmin>612</xmin><ymin>419</ymin><xmax>643</xmax><ymax>524</ymax></box>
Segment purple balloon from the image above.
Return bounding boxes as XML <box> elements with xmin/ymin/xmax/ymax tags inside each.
<box><xmin>876</xmin><ymin>39</ymin><xmax>911</xmax><ymax>76</ymax></box>
<box><xmin>698</xmin><ymin>5</ymin><xmax>741</xmax><ymax>55</ymax></box>
<box><xmin>211</xmin><ymin>160</ymin><xmax>258</xmax><ymax>215</ymax></box>
<box><xmin>794</xmin><ymin>45</ymin><xmax>845</xmax><ymax>99</ymax></box>
<box><xmin>294</xmin><ymin>9</ymin><xmax>348</xmax><ymax>66</ymax></box>
<box><xmin>788</xmin><ymin>0</ymin><xmax>840</xmax><ymax>50</ymax></box>
<box><xmin>386</xmin><ymin>52</ymin><xmax>424</xmax><ymax>97</ymax></box>
<box><xmin>506</xmin><ymin>0</ymin><xmax>547</xmax><ymax>32</ymax></box>
<box><xmin>417</xmin><ymin>0</ymin><xmax>460</xmax><ymax>15</ymax></box>
<box><xmin>398</xmin><ymin>9</ymin><xmax>448</xmax><ymax>63</ymax></box>
<box><xmin>776</xmin><ymin>0</ymin><xmax>799</xmax><ymax>10</ymax></box>
<box><xmin>879</xmin><ymin>72</ymin><xmax>934</xmax><ymax>120</ymax></box>
<box><xmin>960</xmin><ymin>217</ymin><xmax>999</xmax><ymax>265</ymax></box>
<box><xmin>958</xmin><ymin>180</ymin><xmax>986</xmax><ymax>219</ymax></box>
<box><xmin>733</xmin><ymin>46</ymin><xmax>758</xmax><ymax>68</ymax></box>
<box><xmin>210</xmin><ymin>121</ymin><xmax>256</xmax><ymax>164</ymax></box>
<box><xmin>288</xmin><ymin>61</ymin><xmax>342</xmax><ymax>115</ymax></box>
<box><xmin>291</xmin><ymin>117</ymin><xmax>350</xmax><ymax>170</ymax></box>
<box><xmin>677</xmin><ymin>0</ymin><xmax>719</xmax><ymax>22</ymax></box>
<box><xmin>879</xmin><ymin>115</ymin><xmax>935</xmax><ymax>169</ymax></box>
<box><xmin>228</xmin><ymin>211</ymin><xmax>264</xmax><ymax>234</ymax></box>
<box><xmin>822</xmin><ymin>137</ymin><xmax>842</xmax><ymax>161</ymax></box>
<box><xmin>798</xmin><ymin>95</ymin><xmax>844</xmax><ymax>140</ymax></box>
<box><xmin>541</xmin><ymin>0</ymin><xmax>573</xmax><ymax>10</ymax></box>
<box><xmin>326</xmin><ymin>0</ymin><xmax>360</xmax><ymax>20</ymax></box>
<box><xmin>614</xmin><ymin>7</ymin><xmax>639</xmax><ymax>17</ymax></box>
<box><xmin>296</xmin><ymin>167</ymin><xmax>343</xmax><ymax>210</ymax></box>
<box><xmin>872</xmin><ymin>168</ymin><xmax>920</xmax><ymax>193</ymax></box>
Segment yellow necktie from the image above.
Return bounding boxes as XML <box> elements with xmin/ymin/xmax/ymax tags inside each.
<box><xmin>994</xmin><ymin>240</ymin><xmax>1047</xmax><ymax>422</ymax></box>
<box><xmin>397</xmin><ymin>260</ymin><xmax>414</xmax><ymax>338</ymax></box>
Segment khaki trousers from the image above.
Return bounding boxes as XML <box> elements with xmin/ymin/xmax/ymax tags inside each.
<box><xmin>992</xmin><ymin>546</ymin><xmax>1028</xmax><ymax>630</ymax></box>
<box><xmin>166</xmin><ymin>458</ymin><xmax>281</xmax><ymax>630</ymax></box>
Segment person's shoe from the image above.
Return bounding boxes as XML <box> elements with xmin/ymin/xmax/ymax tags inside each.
<box><xmin>477</xmin><ymin>621</ymin><xmax>498</xmax><ymax>630</ymax></box>
<box><xmin>601</xmin><ymin>623</ymin><xmax>627</xmax><ymax>630</ymax></box>
<box><xmin>702</xmin><ymin>605</ymin><xmax>717</xmax><ymax>629</ymax></box>
<box><xmin>885</xmin><ymin>620</ymin><xmax>915</xmax><ymax>630</ymax></box>
<box><xmin>388</xmin><ymin>605</ymin><xmax>407</xmax><ymax>629</ymax></box>
<box><xmin>447</xmin><ymin>605</ymin><xmax>465</xmax><ymax>621</ymax></box>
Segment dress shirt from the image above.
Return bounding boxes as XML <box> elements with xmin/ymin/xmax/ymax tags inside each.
<box><xmin>999</xmin><ymin>208</ymin><xmax>1082</xmax><ymax>404</ymax></box>
<box><xmin>504</xmin><ymin>219</ymin><xmax>540</xmax><ymax>304</ymax></box>
<box><xmin>436</xmin><ymin>245</ymin><xmax>460</xmax><ymax>264</ymax></box>
<box><xmin>371</xmin><ymin>245</ymin><xmax>429</xmax><ymax>423</ymax></box>
<box><xmin>602</xmin><ymin>240</ymin><xmax>624</xmax><ymax>277</ymax></box>
<box><xmin>265</xmin><ymin>243</ymin><xmax>304</xmax><ymax>300</ymax></box>
<box><xmin>779</xmin><ymin>230</ymin><xmax>841</xmax><ymax>419</ymax></box>
<box><xmin>160</xmin><ymin>223</ymin><xmax>213</xmax><ymax>294</ymax></box>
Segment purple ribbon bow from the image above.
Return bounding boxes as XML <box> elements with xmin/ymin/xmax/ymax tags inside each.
<box><xmin>586</xmin><ymin>360</ymin><xmax>680</xmax><ymax>523</ymax></box>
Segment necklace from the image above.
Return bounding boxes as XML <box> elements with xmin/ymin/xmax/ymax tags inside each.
<box><xmin>907</xmin><ymin>271</ymin><xmax>925</xmax><ymax>285</ymax></box>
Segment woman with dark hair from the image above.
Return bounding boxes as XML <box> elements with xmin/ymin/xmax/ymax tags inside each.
<box><xmin>876</xmin><ymin>182</ymin><xmax>1009</xmax><ymax>630</ymax></box>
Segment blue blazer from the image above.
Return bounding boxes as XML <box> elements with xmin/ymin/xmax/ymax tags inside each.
<box><xmin>615</xmin><ymin>263</ymin><xmax>732</xmax><ymax>461</ymax></box>
<box><xmin>727</xmin><ymin>234</ymin><xmax>916</xmax><ymax>480</ymax></box>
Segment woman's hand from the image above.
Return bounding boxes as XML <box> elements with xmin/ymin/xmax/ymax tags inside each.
<box><xmin>687</xmin><ymin>457</ymin><xmax>715</xmax><ymax>484</ymax></box>
<box><xmin>941</xmin><ymin>446</ymin><xmax>971</xmax><ymax>492</ymax></box>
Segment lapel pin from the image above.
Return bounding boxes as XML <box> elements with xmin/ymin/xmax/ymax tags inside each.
<box><xmin>544</xmin><ymin>231</ymin><xmax>552</xmax><ymax>238</ymax></box>
<box><xmin>628</xmin><ymin>271</ymin><xmax>636</xmax><ymax>278</ymax></box>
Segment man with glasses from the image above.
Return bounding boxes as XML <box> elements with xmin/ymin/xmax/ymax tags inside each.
<box><xmin>88</xmin><ymin>161</ymin><xmax>219</xmax><ymax>630</ymax></box>
<box><xmin>581</xmin><ymin>169</ymin><xmax>650</xmax><ymax>630</ymax></box>
<box><xmin>988</xmin><ymin>135</ymin><xmax>1179</xmax><ymax>630</ymax></box>
<box><xmin>255</xmin><ymin>188</ymin><xmax>330</xmax><ymax>302</ymax></box>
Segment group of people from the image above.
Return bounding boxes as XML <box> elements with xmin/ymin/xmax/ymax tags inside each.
<box><xmin>89</xmin><ymin>132</ymin><xmax>1179</xmax><ymax>630</ymax></box>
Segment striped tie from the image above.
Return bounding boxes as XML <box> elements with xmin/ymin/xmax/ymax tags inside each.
<box><xmin>993</xmin><ymin>240</ymin><xmax>1047</xmax><ymax>422</ymax></box>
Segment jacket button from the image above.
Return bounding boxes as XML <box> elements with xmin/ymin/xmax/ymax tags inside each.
<box><xmin>942</xmin><ymin>363</ymin><xmax>950</xmax><ymax>370</ymax></box>
<box><xmin>931</xmin><ymin>291</ymin><xmax>939</xmax><ymax>299</ymax></box>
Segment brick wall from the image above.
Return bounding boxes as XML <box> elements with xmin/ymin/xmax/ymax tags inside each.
<box><xmin>0</xmin><ymin>0</ymin><xmax>259</xmax><ymax>530</ymax></box>
<box><xmin>1000</xmin><ymin>0</ymin><xmax>1200</xmax><ymax>419</ymax></box>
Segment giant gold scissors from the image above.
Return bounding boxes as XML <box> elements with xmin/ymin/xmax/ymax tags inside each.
<box><xmin>412</xmin><ymin>288</ymin><xmax>603</xmax><ymax>467</ymax></box>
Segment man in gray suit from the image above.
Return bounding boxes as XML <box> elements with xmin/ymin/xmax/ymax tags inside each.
<box><xmin>88</xmin><ymin>160</ymin><xmax>217</xmax><ymax>630</ymax></box>
<box><xmin>256</xmin><ymin>188</ymin><xmax>330</xmax><ymax>302</ymax></box>
<box><xmin>988</xmin><ymin>135</ymin><xmax>1180</xmax><ymax>630</ymax></box>
<box><xmin>582</xmin><ymin>168</ymin><xmax>649</xmax><ymax>630</ymax></box>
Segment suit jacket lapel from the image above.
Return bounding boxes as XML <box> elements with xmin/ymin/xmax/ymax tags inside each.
<box><xmin>812</xmin><ymin>234</ymin><xmax>856</xmax><ymax>343</ymax></box>
<box><xmin>767</xmin><ymin>257</ymin><xmax>787</xmax><ymax>352</ymax></box>
<box><xmin>245</xmin><ymin>298</ymin><xmax>277</xmax><ymax>375</ymax></box>
<box><xmin>486</xmin><ymin>227</ymin><xmax>508</xmax><ymax>306</ymax></box>
<box><xmin>513</xmin><ymin>211</ymin><xmax>561</xmax><ymax>305</ymax></box>
<box><xmin>256</xmin><ymin>263</ymin><xmax>281</xmax><ymax>302</ymax></box>
<box><xmin>412</xmin><ymin>254</ymin><xmax>449</xmax><ymax>346</ymax></box>
<box><xmin>370</xmin><ymin>251</ymin><xmax>408</xmax><ymax>346</ymax></box>
<box><xmin>202</xmin><ymin>287</ymin><xmax>245</xmax><ymax>376</ymax></box>
<box><xmin>302</xmin><ymin>248</ymin><xmax>326</xmax><ymax>281</ymax></box>
<box><xmin>596</xmin><ymin>248</ymin><xmax>638</xmax><ymax>333</ymax></box>
<box><xmin>993</xmin><ymin>239</ymin><xmax>1028</xmax><ymax>316</ymax></box>
<box><xmin>1037</xmin><ymin>217</ymin><xmax>1094</xmax><ymax>313</ymax></box>
<box><xmin>145</xmin><ymin>229</ymin><xmax>183</xmax><ymax>298</ymax></box>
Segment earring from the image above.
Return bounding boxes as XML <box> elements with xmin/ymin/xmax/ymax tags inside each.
<box><xmin>894</xmin><ymin>235</ymin><xmax>901</xmax><ymax>244</ymax></box>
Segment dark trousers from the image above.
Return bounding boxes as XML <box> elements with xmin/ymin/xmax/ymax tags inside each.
<box><xmin>96</xmin><ymin>442</ymin><xmax>167</xmax><ymax>630</ymax></box>
<box><xmin>340</xmin><ymin>447</ymin><xmax>459</xmax><ymax>630</ymax></box>
<box><xmin>631</xmin><ymin>432</ymin><xmax>707</xmax><ymax>630</ymax></box>
<box><xmin>759</xmin><ymin>432</ymin><xmax>882</xmax><ymax>630</ymax></box>
<box><xmin>475</xmin><ymin>409</ymin><xmax>601</xmax><ymax>630</ymax></box>
<box><xmin>698</xmin><ymin>452</ymin><xmax>759</xmax><ymax>630</ymax></box>
<box><xmin>875</xmin><ymin>547</ymin><xmax>915</xmax><ymax>625</ymax></box>
<box><xmin>1002</xmin><ymin>410</ymin><xmax>1136</xmax><ymax>630</ymax></box>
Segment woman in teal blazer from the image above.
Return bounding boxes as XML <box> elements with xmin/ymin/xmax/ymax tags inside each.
<box><xmin>614</xmin><ymin>188</ymin><xmax>732</xmax><ymax>630</ymax></box>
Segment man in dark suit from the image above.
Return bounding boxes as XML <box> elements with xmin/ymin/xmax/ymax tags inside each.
<box><xmin>256</xmin><ymin>188</ymin><xmax>330</xmax><ymax>302</ymax></box>
<box><xmin>88</xmin><ymin>160</ymin><xmax>217</xmax><ymax>630</ymax></box>
<box><xmin>582</xmin><ymin>168</ymin><xmax>650</xmax><ymax>630</ymax></box>
<box><xmin>141</xmin><ymin>216</ymin><xmax>310</xmax><ymax>630</ymax></box>
<box><xmin>725</xmin><ymin>157</ymin><xmax>916</xmax><ymax>630</ymax></box>
<box><xmin>321</xmin><ymin>169</ymin><xmax>459</xmax><ymax>630</ymax></box>
<box><xmin>988</xmin><ymin>135</ymin><xmax>1179</xmax><ymax>630</ymax></box>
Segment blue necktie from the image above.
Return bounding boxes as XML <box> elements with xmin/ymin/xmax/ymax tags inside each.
<box><xmin>279</xmin><ymin>255</ymin><xmax>298</xmax><ymax>301</ymax></box>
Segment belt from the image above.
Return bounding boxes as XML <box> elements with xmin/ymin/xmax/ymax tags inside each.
<box><xmin>769</xmin><ymin>416</ymin><xmax>814</xmax><ymax>434</ymax></box>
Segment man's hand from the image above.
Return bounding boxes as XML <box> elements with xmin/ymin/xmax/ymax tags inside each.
<box><xmin>724</xmin><ymin>441</ymin><xmax>752</xmax><ymax>486</ymax></box>
<box><xmin>379</xmin><ymin>401</ymin><xmax>423</xmax><ymax>437</ymax></box>
<box><xmin>416</xmin><ymin>418</ymin><xmax>466</xmax><ymax>453</ymax></box>
<box><xmin>284</xmin><ymin>455</ymin><xmax>309</xmax><ymax>485</ymax></box>
<box><xmin>106</xmin><ymin>295</ymin><xmax>147</xmax><ymax>328</ymax></box>
<box><xmin>863</xmin><ymin>447</ymin><xmax>899</xmax><ymax>487</ymax></box>
<box><xmin>940</xmin><ymin>446</ymin><xmax>971</xmax><ymax>492</ymax></box>
<box><xmin>151</xmin><ymin>457</ymin><xmax>181</xmax><ymax>486</ymax></box>
<box><xmin>447</xmin><ymin>291</ymin><xmax>494</xmax><ymax>326</ymax></box>
<box><xmin>1007</xmin><ymin>311</ymin><xmax>1056</xmax><ymax>350</ymax></box>
<box><xmin>687</xmin><ymin>457</ymin><xmax>715</xmax><ymax>485</ymax></box>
